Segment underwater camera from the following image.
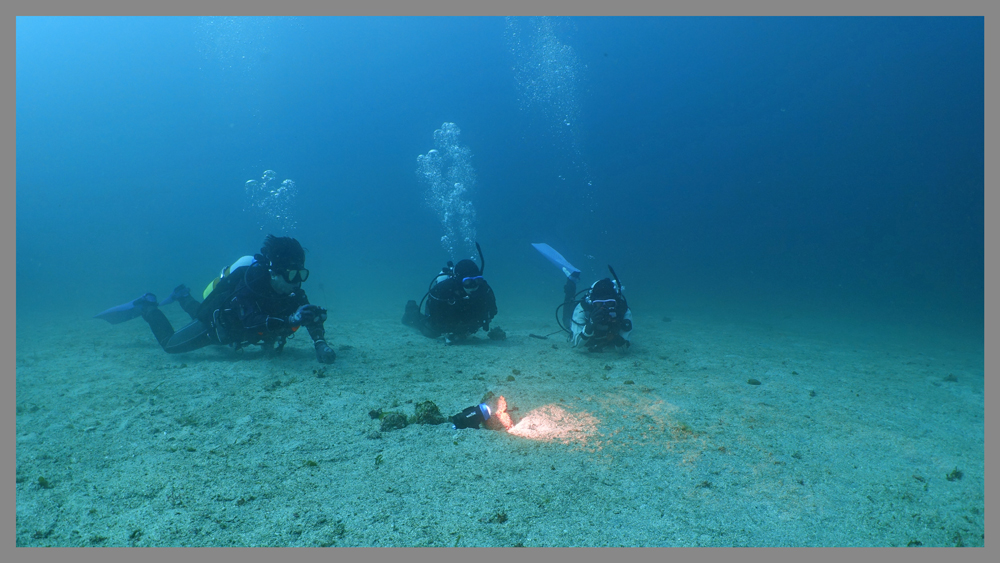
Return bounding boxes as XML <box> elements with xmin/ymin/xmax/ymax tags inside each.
<box><xmin>452</xmin><ymin>403</ymin><xmax>492</xmax><ymax>429</ymax></box>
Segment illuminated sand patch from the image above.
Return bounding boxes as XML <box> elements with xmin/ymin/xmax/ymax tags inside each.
<box><xmin>493</xmin><ymin>395</ymin><xmax>513</xmax><ymax>429</ymax></box>
<box><xmin>506</xmin><ymin>404</ymin><xmax>600</xmax><ymax>444</ymax></box>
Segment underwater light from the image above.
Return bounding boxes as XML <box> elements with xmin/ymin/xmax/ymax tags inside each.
<box><xmin>491</xmin><ymin>396</ymin><xmax>514</xmax><ymax>430</ymax></box>
<box><xmin>451</xmin><ymin>403</ymin><xmax>492</xmax><ymax>429</ymax></box>
<box><xmin>451</xmin><ymin>394</ymin><xmax>598</xmax><ymax>444</ymax></box>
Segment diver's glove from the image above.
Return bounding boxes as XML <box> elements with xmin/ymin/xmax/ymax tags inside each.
<box><xmin>289</xmin><ymin>304</ymin><xmax>327</xmax><ymax>326</ymax></box>
<box><xmin>314</xmin><ymin>340</ymin><xmax>336</xmax><ymax>364</ymax></box>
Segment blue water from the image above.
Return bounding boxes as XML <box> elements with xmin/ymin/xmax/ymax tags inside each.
<box><xmin>16</xmin><ymin>16</ymin><xmax>983</xmax><ymax>336</ymax></box>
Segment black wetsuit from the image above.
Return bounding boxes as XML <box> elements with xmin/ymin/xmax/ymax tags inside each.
<box><xmin>142</xmin><ymin>260</ymin><xmax>327</xmax><ymax>354</ymax></box>
<box><xmin>421</xmin><ymin>276</ymin><xmax>498</xmax><ymax>339</ymax></box>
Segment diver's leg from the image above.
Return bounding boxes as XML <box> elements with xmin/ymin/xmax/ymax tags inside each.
<box><xmin>141</xmin><ymin>307</ymin><xmax>213</xmax><ymax>354</ymax></box>
<box><xmin>160</xmin><ymin>285</ymin><xmax>201</xmax><ymax>319</ymax></box>
<box><xmin>167</xmin><ymin>285</ymin><xmax>201</xmax><ymax>319</ymax></box>
<box><xmin>402</xmin><ymin>300</ymin><xmax>422</xmax><ymax>326</ymax></box>
<box><xmin>141</xmin><ymin>306</ymin><xmax>176</xmax><ymax>348</ymax></box>
<box><xmin>162</xmin><ymin>320</ymin><xmax>214</xmax><ymax>354</ymax></box>
<box><xmin>418</xmin><ymin>316</ymin><xmax>441</xmax><ymax>339</ymax></box>
<box><xmin>178</xmin><ymin>294</ymin><xmax>201</xmax><ymax>319</ymax></box>
<box><xmin>413</xmin><ymin>299</ymin><xmax>441</xmax><ymax>338</ymax></box>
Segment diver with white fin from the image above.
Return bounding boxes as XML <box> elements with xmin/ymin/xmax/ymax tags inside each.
<box><xmin>94</xmin><ymin>235</ymin><xmax>337</xmax><ymax>364</ymax></box>
<box><xmin>532</xmin><ymin>243</ymin><xmax>633</xmax><ymax>352</ymax></box>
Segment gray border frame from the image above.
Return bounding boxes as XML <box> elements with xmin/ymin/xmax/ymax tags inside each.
<box><xmin>9</xmin><ymin>2</ymin><xmax>991</xmax><ymax>562</ymax></box>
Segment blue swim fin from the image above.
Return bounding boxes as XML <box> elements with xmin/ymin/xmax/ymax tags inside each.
<box><xmin>94</xmin><ymin>293</ymin><xmax>158</xmax><ymax>324</ymax></box>
<box><xmin>531</xmin><ymin>243</ymin><xmax>581</xmax><ymax>280</ymax></box>
<box><xmin>159</xmin><ymin>284</ymin><xmax>191</xmax><ymax>306</ymax></box>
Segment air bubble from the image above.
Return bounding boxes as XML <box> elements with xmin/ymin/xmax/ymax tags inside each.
<box><xmin>417</xmin><ymin>123</ymin><xmax>478</xmax><ymax>260</ymax></box>
<box><xmin>505</xmin><ymin>17</ymin><xmax>582</xmax><ymax>136</ymax></box>
<box><xmin>244</xmin><ymin>170</ymin><xmax>297</xmax><ymax>232</ymax></box>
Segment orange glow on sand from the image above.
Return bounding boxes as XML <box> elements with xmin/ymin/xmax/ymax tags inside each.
<box><xmin>493</xmin><ymin>396</ymin><xmax>513</xmax><ymax>430</ymax></box>
<box><xmin>485</xmin><ymin>396</ymin><xmax>598</xmax><ymax>444</ymax></box>
<box><xmin>506</xmin><ymin>403</ymin><xmax>599</xmax><ymax>444</ymax></box>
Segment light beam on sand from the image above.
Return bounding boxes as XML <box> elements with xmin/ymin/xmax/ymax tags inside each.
<box><xmin>491</xmin><ymin>396</ymin><xmax>599</xmax><ymax>444</ymax></box>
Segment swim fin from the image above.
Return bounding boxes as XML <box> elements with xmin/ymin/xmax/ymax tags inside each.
<box><xmin>94</xmin><ymin>293</ymin><xmax>158</xmax><ymax>324</ymax></box>
<box><xmin>531</xmin><ymin>243</ymin><xmax>581</xmax><ymax>280</ymax></box>
<box><xmin>159</xmin><ymin>284</ymin><xmax>191</xmax><ymax>306</ymax></box>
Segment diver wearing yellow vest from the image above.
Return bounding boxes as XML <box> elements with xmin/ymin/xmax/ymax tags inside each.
<box><xmin>94</xmin><ymin>235</ymin><xmax>337</xmax><ymax>364</ymax></box>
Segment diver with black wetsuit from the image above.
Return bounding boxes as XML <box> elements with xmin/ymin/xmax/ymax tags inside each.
<box><xmin>95</xmin><ymin>235</ymin><xmax>337</xmax><ymax>364</ymax></box>
<box><xmin>402</xmin><ymin>243</ymin><xmax>498</xmax><ymax>344</ymax></box>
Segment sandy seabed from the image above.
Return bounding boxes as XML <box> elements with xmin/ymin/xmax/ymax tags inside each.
<box><xmin>15</xmin><ymin>306</ymin><xmax>984</xmax><ymax>547</ymax></box>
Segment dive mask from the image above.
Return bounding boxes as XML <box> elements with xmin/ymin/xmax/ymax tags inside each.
<box><xmin>461</xmin><ymin>276</ymin><xmax>484</xmax><ymax>291</ymax></box>
<box><xmin>275</xmin><ymin>268</ymin><xmax>310</xmax><ymax>283</ymax></box>
<box><xmin>591</xmin><ymin>298</ymin><xmax>617</xmax><ymax>319</ymax></box>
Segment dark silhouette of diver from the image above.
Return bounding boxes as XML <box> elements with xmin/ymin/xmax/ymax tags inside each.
<box><xmin>401</xmin><ymin>243</ymin><xmax>498</xmax><ymax>344</ymax></box>
<box><xmin>95</xmin><ymin>235</ymin><xmax>337</xmax><ymax>364</ymax></box>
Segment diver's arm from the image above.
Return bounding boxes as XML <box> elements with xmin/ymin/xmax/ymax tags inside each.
<box><xmin>482</xmin><ymin>285</ymin><xmax>498</xmax><ymax>331</ymax></box>
<box><xmin>304</xmin><ymin>317</ymin><xmax>327</xmax><ymax>343</ymax></box>
<box><xmin>308</xmin><ymin>321</ymin><xmax>336</xmax><ymax>364</ymax></box>
<box><xmin>232</xmin><ymin>291</ymin><xmax>295</xmax><ymax>339</ymax></box>
<box><xmin>243</xmin><ymin>312</ymin><xmax>295</xmax><ymax>337</ymax></box>
<box><xmin>612</xmin><ymin>308</ymin><xmax>633</xmax><ymax>349</ymax></box>
<box><xmin>620</xmin><ymin>308</ymin><xmax>633</xmax><ymax>335</ymax></box>
<box><xmin>293</xmin><ymin>294</ymin><xmax>335</xmax><ymax>362</ymax></box>
<box><xmin>486</xmin><ymin>286</ymin><xmax>498</xmax><ymax>319</ymax></box>
<box><xmin>570</xmin><ymin>303</ymin><xmax>589</xmax><ymax>347</ymax></box>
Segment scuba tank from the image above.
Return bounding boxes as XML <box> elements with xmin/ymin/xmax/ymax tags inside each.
<box><xmin>203</xmin><ymin>255</ymin><xmax>256</xmax><ymax>300</ymax></box>
<box><xmin>419</xmin><ymin>242</ymin><xmax>486</xmax><ymax>313</ymax></box>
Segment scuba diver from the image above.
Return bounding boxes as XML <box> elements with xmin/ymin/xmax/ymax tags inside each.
<box><xmin>94</xmin><ymin>235</ymin><xmax>337</xmax><ymax>364</ymax></box>
<box><xmin>532</xmin><ymin>243</ymin><xmax>633</xmax><ymax>352</ymax></box>
<box><xmin>569</xmin><ymin>275</ymin><xmax>633</xmax><ymax>351</ymax></box>
<box><xmin>401</xmin><ymin>242</ymin><xmax>498</xmax><ymax>344</ymax></box>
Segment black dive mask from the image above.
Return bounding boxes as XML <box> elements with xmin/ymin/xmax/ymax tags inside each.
<box><xmin>461</xmin><ymin>276</ymin><xmax>483</xmax><ymax>291</ymax></box>
<box><xmin>273</xmin><ymin>267</ymin><xmax>309</xmax><ymax>283</ymax></box>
